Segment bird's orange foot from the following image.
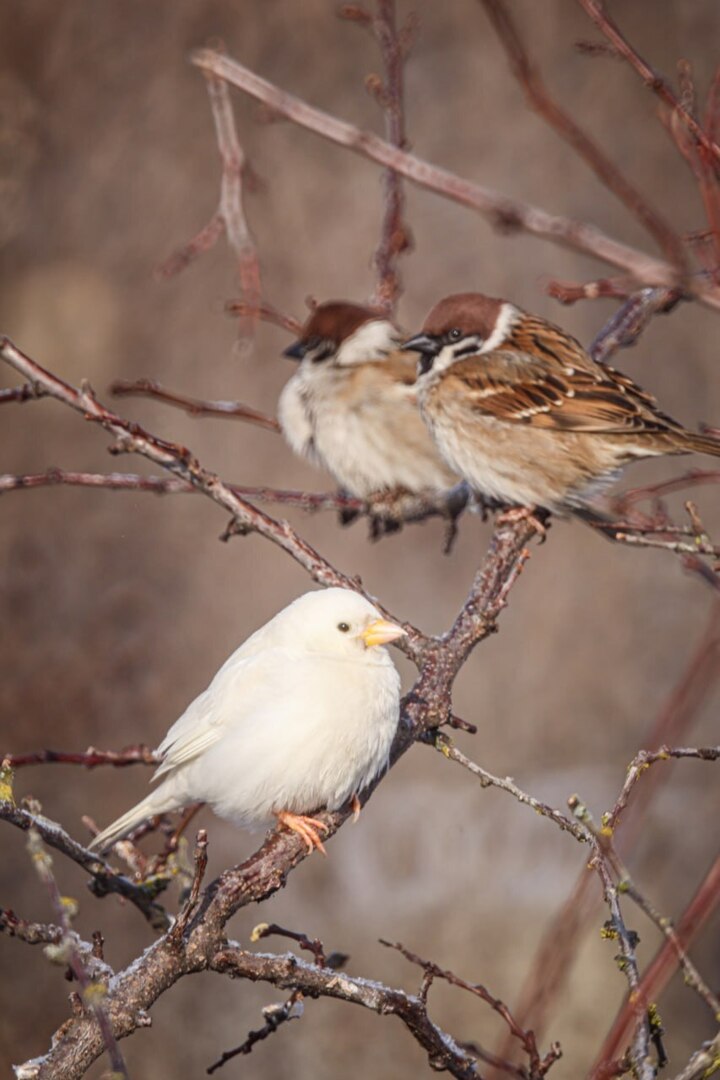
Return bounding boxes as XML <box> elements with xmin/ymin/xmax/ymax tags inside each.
<box><xmin>275</xmin><ymin>810</ymin><xmax>329</xmax><ymax>855</ymax></box>
<box><xmin>351</xmin><ymin>794</ymin><xmax>362</xmax><ymax>823</ymax></box>
<box><xmin>496</xmin><ymin>505</ymin><xmax>549</xmax><ymax>542</ymax></box>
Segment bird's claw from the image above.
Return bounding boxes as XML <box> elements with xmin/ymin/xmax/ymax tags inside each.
<box><xmin>496</xmin><ymin>505</ymin><xmax>550</xmax><ymax>542</ymax></box>
<box><xmin>275</xmin><ymin>810</ymin><xmax>329</xmax><ymax>855</ymax></box>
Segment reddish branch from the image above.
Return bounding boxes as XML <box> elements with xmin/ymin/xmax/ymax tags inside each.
<box><xmin>0</xmin><ymin>382</ymin><xmax>48</xmax><ymax>404</ymax></box>
<box><xmin>5</xmin><ymin>745</ymin><xmax>158</xmax><ymax>770</ymax></box>
<box><xmin>204</xmin><ymin>63</ymin><xmax>262</xmax><ymax>344</ymax></box>
<box><xmin>381</xmin><ymin>939</ymin><xmax>562</xmax><ymax>1079</ymax></box>
<box><xmin>157</xmin><ymin>51</ymin><xmax>262</xmax><ymax>346</ymax></box>
<box><xmin>339</xmin><ymin>0</ymin><xmax>414</xmax><ymax>314</ymax></box>
<box><xmin>576</xmin><ymin>0</ymin><xmax>720</xmax><ymax>170</ymax></box>
<box><xmin>224</xmin><ymin>298</ymin><xmax>302</xmax><ymax>335</ymax></box>
<box><xmin>0</xmin><ymin>802</ymin><xmax>171</xmax><ymax>931</ymax></box>
<box><xmin>490</xmin><ymin>604</ymin><xmax>720</xmax><ymax>1074</ymax></box>
<box><xmin>546</xmin><ymin>276</ymin><xmax>635</xmax><ymax>305</ymax></box>
<box><xmin>189</xmin><ymin>49</ymin><xmax>720</xmax><ymax>310</ymax></box>
<box><xmin>0</xmin><ymin>469</ymin><xmax>474</xmax><ymax>542</ymax></box>
<box><xmin>480</xmin><ymin>0</ymin><xmax>688</xmax><ymax>271</ymax></box>
<box><xmin>0</xmin><ymin>335</ymin><xmax>434</xmax><ymax>660</ymax></box>
<box><xmin>591</xmin><ymin>852</ymin><xmax>720</xmax><ymax>1079</ymax></box>
<box><xmin>109</xmin><ymin>377</ymin><xmax>281</xmax><ymax>431</ymax></box>
<box><xmin>606</xmin><ymin>745</ymin><xmax>720</xmax><ymax>832</ymax></box>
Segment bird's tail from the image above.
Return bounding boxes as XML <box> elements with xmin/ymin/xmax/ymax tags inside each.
<box><xmin>89</xmin><ymin>787</ymin><xmax>182</xmax><ymax>853</ymax></box>
<box><xmin>677</xmin><ymin>429</ymin><xmax>720</xmax><ymax>457</ymax></box>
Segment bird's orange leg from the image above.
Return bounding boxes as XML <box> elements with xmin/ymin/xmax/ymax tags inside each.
<box><xmin>496</xmin><ymin>504</ymin><xmax>549</xmax><ymax>542</ymax></box>
<box><xmin>351</xmin><ymin>794</ymin><xmax>362</xmax><ymax>823</ymax></box>
<box><xmin>275</xmin><ymin>810</ymin><xmax>329</xmax><ymax>855</ymax></box>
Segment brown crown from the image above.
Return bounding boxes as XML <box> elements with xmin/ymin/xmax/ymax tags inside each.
<box><xmin>298</xmin><ymin>301</ymin><xmax>385</xmax><ymax>345</ymax></box>
<box><xmin>421</xmin><ymin>293</ymin><xmax>504</xmax><ymax>338</ymax></box>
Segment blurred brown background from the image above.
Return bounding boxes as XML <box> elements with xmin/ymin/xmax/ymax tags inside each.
<box><xmin>1</xmin><ymin>2</ymin><xmax>719</xmax><ymax>1077</ymax></box>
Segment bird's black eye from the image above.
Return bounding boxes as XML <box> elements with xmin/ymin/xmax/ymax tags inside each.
<box><xmin>448</xmin><ymin>328</ymin><xmax>462</xmax><ymax>341</ymax></box>
<box><xmin>337</xmin><ymin>622</ymin><xmax>350</xmax><ymax>633</ymax></box>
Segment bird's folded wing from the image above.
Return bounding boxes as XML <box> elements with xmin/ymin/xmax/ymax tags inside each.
<box><xmin>151</xmin><ymin>648</ymin><xmax>288</xmax><ymax>782</ymax></box>
<box><xmin>450</xmin><ymin>351</ymin><xmax>680</xmax><ymax>436</ymax></box>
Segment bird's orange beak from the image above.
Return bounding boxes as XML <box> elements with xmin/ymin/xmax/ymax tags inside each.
<box><xmin>361</xmin><ymin>618</ymin><xmax>407</xmax><ymax>648</ymax></box>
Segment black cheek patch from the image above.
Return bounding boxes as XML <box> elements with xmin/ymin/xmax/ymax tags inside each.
<box><xmin>452</xmin><ymin>341</ymin><xmax>483</xmax><ymax>359</ymax></box>
<box><xmin>311</xmin><ymin>341</ymin><xmax>336</xmax><ymax>364</ymax></box>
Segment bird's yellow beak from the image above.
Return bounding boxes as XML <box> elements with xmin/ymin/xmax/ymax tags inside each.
<box><xmin>361</xmin><ymin>618</ymin><xmax>407</xmax><ymax>648</ymax></box>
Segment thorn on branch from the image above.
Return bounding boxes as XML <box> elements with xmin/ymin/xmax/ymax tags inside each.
<box><xmin>170</xmin><ymin>829</ymin><xmax>209</xmax><ymax>944</ymax></box>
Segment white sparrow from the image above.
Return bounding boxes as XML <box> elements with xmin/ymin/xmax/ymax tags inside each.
<box><xmin>403</xmin><ymin>292</ymin><xmax>720</xmax><ymax>516</ymax></box>
<box><xmin>278</xmin><ymin>301</ymin><xmax>458</xmax><ymax>504</ymax></box>
<box><xmin>90</xmin><ymin>589</ymin><xmax>406</xmax><ymax>855</ymax></box>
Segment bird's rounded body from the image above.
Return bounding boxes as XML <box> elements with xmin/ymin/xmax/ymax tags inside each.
<box><xmin>91</xmin><ymin>590</ymin><xmax>404</xmax><ymax>852</ymax></box>
<box><xmin>156</xmin><ymin>644</ymin><xmax>400</xmax><ymax>828</ymax></box>
<box><xmin>279</xmin><ymin>301</ymin><xmax>457</xmax><ymax>499</ymax></box>
<box><xmin>406</xmin><ymin>293</ymin><xmax>720</xmax><ymax>514</ymax></box>
<box><xmin>420</xmin><ymin>368</ymin><xmax>631</xmax><ymax>511</ymax></box>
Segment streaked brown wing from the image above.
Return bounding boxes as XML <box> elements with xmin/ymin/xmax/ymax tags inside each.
<box><xmin>449</xmin><ymin>349</ymin><xmax>681</xmax><ymax>436</ymax></box>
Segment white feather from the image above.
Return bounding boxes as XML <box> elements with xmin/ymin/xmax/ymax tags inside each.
<box><xmin>91</xmin><ymin>590</ymin><xmax>402</xmax><ymax>851</ymax></box>
<box><xmin>334</xmin><ymin>319</ymin><xmax>402</xmax><ymax>366</ymax></box>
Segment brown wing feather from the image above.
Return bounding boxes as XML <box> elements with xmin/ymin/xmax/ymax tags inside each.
<box><xmin>448</xmin><ymin>338</ymin><xmax>686</xmax><ymax>437</ymax></box>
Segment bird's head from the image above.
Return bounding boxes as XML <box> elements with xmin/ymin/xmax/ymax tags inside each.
<box><xmin>403</xmin><ymin>293</ymin><xmax>519</xmax><ymax>378</ymax></box>
<box><xmin>275</xmin><ymin>588</ymin><xmax>407</xmax><ymax>660</ymax></box>
<box><xmin>283</xmin><ymin>301</ymin><xmax>402</xmax><ymax>368</ymax></box>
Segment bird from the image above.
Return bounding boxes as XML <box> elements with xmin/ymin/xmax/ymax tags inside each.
<box><xmin>278</xmin><ymin>301</ymin><xmax>459</xmax><ymax>512</ymax></box>
<box><xmin>90</xmin><ymin>589</ymin><xmax>406</xmax><ymax>855</ymax></box>
<box><xmin>403</xmin><ymin>292</ymin><xmax>720</xmax><ymax>520</ymax></box>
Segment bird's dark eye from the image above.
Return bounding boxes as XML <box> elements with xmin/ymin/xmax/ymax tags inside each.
<box><xmin>449</xmin><ymin>328</ymin><xmax>462</xmax><ymax>341</ymax></box>
<box><xmin>337</xmin><ymin>622</ymin><xmax>350</xmax><ymax>633</ymax></box>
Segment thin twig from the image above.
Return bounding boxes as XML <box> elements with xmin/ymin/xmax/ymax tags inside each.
<box><xmin>433</xmin><ymin>733</ymin><xmax>588</xmax><ymax>843</ymax></box>
<box><xmin>480</xmin><ymin>0</ymin><xmax>688</xmax><ymax>271</ymax></box>
<box><xmin>345</xmin><ymin>0</ymin><xmax>413</xmax><ymax>313</ymax></box>
<box><xmin>224</xmin><ymin>298</ymin><xmax>302</xmax><ymax>335</ymax></box>
<box><xmin>381</xmin><ymin>939</ymin><xmax>561</xmax><ymax>1078</ymax></box>
<box><xmin>189</xmin><ymin>49</ymin><xmax>720</xmax><ymax>310</ymax></box>
<box><xmin>0</xmin><ymin>335</ymin><xmax>428</xmax><ymax>661</ymax></box>
<box><xmin>607</xmin><ymin>745</ymin><xmax>720</xmax><ymax>830</ymax></box>
<box><xmin>26</xmin><ymin>826</ymin><xmax>129</xmax><ymax>1079</ymax></box>
<box><xmin>546</xmin><ymin>276</ymin><xmax>635</xmax><ymax>305</ymax></box>
<box><xmin>590</xmin><ymin>852</ymin><xmax>720</xmax><ymax>1078</ymax></box>
<box><xmin>110</xmin><ymin>378</ymin><xmax>281</xmax><ymax>431</ymax></box>
<box><xmin>206</xmin><ymin>990</ymin><xmax>304</xmax><ymax>1074</ymax></box>
<box><xmin>170</xmin><ymin>829</ymin><xmax>209</xmax><ymax>944</ymax></box>
<box><xmin>5</xmin><ymin>745</ymin><xmax>159</xmax><ymax>770</ymax></box>
<box><xmin>204</xmin><ymin>60</ymin><xmax>262</xmax><ymax>345</ymax></box>
<box><xmin>667</xmin><ymin>1029</ymin><xmax>720</xmax><ymax>1080</ymax></box>
<box><xmin>490</xmin><ymin>604</ymin><xmax>720</xmax><ymax>1072</ymax></box>
<box><xmin>576</xmin><ymin>0</ymin><xmax>720</xmax><ymax>170</ymax></box>
<box><xmin>0</xmin><ymin>801</ymin><xmax>170</xmax><ymax>931</ymax></box>
<box><xmin>0</xmin><ymin>383</ymin><xmax>48</xmax><ymax>404</ymax></box>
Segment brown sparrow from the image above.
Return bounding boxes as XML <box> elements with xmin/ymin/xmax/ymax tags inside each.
<box><xmin>403</xmin><ymin>292</ymin><xmax>720</xmax><ymax>516</ymax></box>
<box><xmin>279</xmin><ymin>301</ymin><xmax>458</xmax><ymax>502</ymax></box>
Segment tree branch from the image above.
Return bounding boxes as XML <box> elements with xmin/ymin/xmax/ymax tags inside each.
<box><xmin>576</xmin><ymin>0</ymin><xmax>720</xmax><ymax>170</ymax></box>
<box><xmin>189</xmin><ymin>49</ymin><xmax>720</xmax><ymax>310</ymax></box>
<box><xmin>109</xmin><ymin>378</ymin><xmax>281</xmax><ymax>431</ymax></box>
<box><xmin>479</xmin><ymin>0</ymin><xmax>688</xmax><ymax>271</ymax></box>
<box><xmin>0</xmin><ymin>801</ymin><xmax>171</xmax><ymax>931</ymax></box>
